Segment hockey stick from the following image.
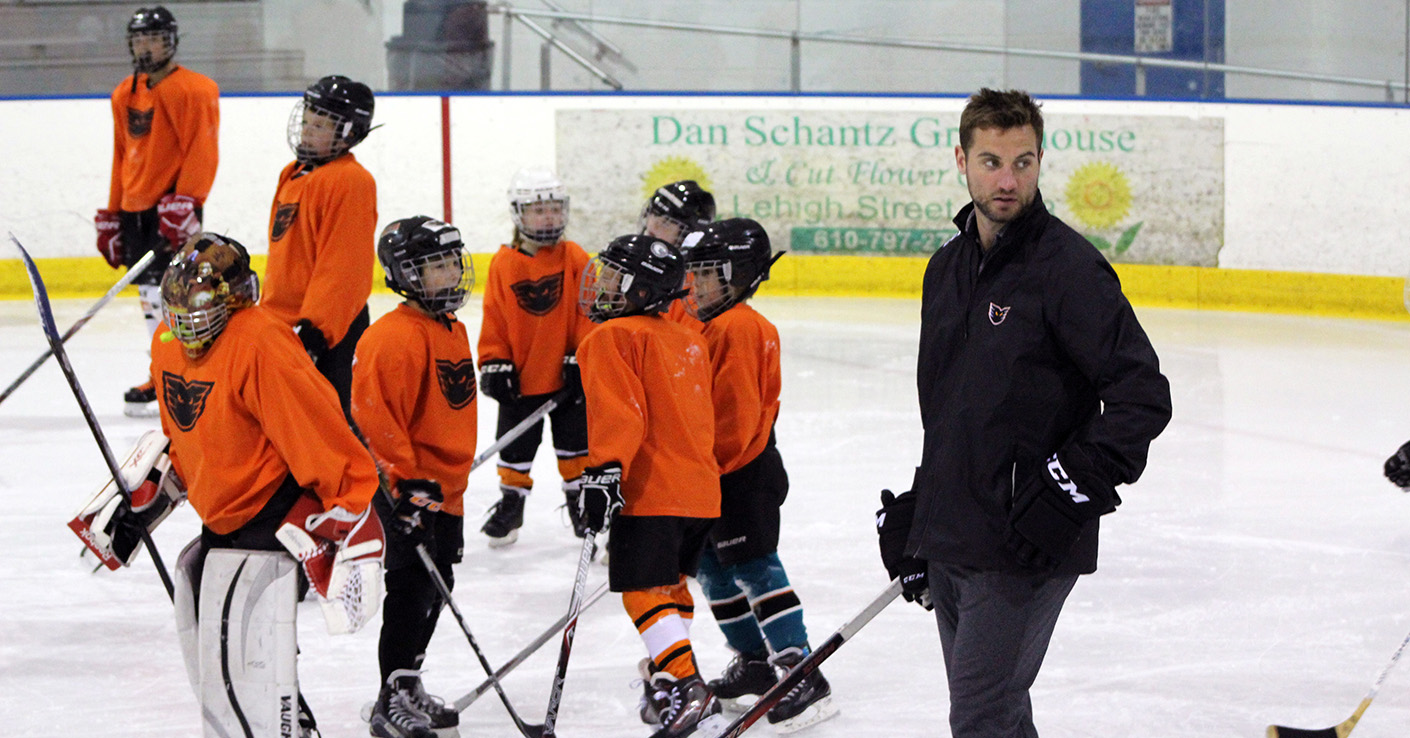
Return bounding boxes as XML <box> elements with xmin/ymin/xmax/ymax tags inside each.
<box><xmin>413</xmin><ymin>544</ymin><xmax>547</xmax><ymax>738</ymax></box>
<box><xmin>0</xmin><ymin>249</ymin><xmax>157</xmax><ymax>408</ymax></box>
<box><xmin>701</xmin><ymin>579</ymin><xmax>904</xmax><ymax>738</ymax></box>
<box><xmin>470</xmin><ymin>389</ymin><xmax>572</xmax><ymax>475</ymax></box>
<box><xmin>453</xmin><ymin>580</ymin><xmax>609</xmax><ymax>712</ymax></box>
<box><xmin>1266</xmin><ymin>626</ymin><xmax>1410</xmax><ymax>738</ymax></box>
<box><xmin>10</xmin><ymin>235</ymin><xmax>175</xmax><ymax>599</ymax></box>
<box><xmin>541</xmin><ymin>532</ymin><xmax>598</xmax><ymax>737</ymax></box>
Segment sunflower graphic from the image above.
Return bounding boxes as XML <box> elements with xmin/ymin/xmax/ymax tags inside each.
<box><xmin>642</xmin><ymin>156</ymin><xmax>711</xmax><ymax>200</ymax></box>
<box><xmin>1064</xmin><ymin>161</ymin><xmax>1132</xmax><ymax>230</ymax></box>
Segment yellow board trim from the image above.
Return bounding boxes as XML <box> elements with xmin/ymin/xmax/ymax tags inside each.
<box><xmin>2</xmin><ymin>254</ymin><xmax>1406</xmax><ymax>322</ymax></box>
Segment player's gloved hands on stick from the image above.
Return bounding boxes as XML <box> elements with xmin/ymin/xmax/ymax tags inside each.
<box><xmin>1386</xmin><ymin>440</ymin><xmax>1410</xmax><ymax>490</ymax></box>
<box><xmin>479</xmin><ymin>359</ymin><xmax>519</xmax><ymax>403</ymax></box>
<box><xmin>560</xmin><ymin>354</ymin><xmax>584</xmax><ymax>404</ymax></box>
<box><xmin>876</xmin><ymin>488</ymin><xmax>930</xmax><ymax>609</ymax></box>
<box><xmin>390</xmin><ymin>479</ymin><xmax>443</xmax><ymax>544</ymax></box>
<box><xmin>294</xmin><ymin>319</ymin><xmax>329</xmax><ymax>365</ymax></box>
<box><xmin>95</xmin><ymin>209</ymin><xmax>124</xmax><ymax>268</ymax></box>
<box><xmin>156</xmin><ymin>193</ymin><xmax>200</xmax><ymax>251</ymax></box>
<box><xmin>1007</xmin><ymin>446</ymin><xmax>1118</xmax><ymax>570</ymax></box>
<box><xmin>578</xmin><ymin>462</ymin><xmax>623</xmax><ymax>534</ymax></box>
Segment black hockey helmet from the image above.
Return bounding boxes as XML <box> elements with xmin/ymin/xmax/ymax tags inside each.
<box><xmin>579</xmin><ymin>234</ymin><xmax>687</xmax><ymax>323</ymax></box>
<box><xmin>378</xmin><ymin>215</ymin><xmax>474</xmax><ymax>315</ymax></box>
<box><xmin>127</xmin><ymin>6</ymin><xmax>178</xmax><ymax>74</ymax></box>
<box><xmin>288</xmin><ymin>75</ymin><xmax>375</xmax><ymax>164</ymax></box>
<box><xmin>638</xmin><ymin>180</ymin><xmax>716</xmax><ymax>247</ymax></box>
<box><xmin>682</xmin><ymin>218</ymin><xmax>783</xmax><ymax>322</ymax></box>
<box><xmin>160</xmin><ymin>232</ymin><xmax>260</xmax><ymax>359</ymax></box>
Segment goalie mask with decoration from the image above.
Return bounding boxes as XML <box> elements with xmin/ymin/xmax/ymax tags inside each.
<box><xmin>378</xmin><ymin>215</ymin><xmax>474</xmax><ymax>315</ymax></box>
<box><xmin>287</xmin><ymin>75</ymin><xmax>374</xmax><ymax>166</ymax></box>
<box><xmin>638</xmin><ymin>179</ymin><xmax>716</xmax><ymax>247</ymax></box>
<box><xmin>508</xmin><ymin>167</ymin><xmax>570</xmax><ymax>245</ymax></box>
<box><xmin>682</xmin><ymin>218</ymin><xmax>782</xmax><ymax>322</ymax></box>
<box><xmin>579</xmin><ymin>234</ymin><xmax>686</xmax><ymax>323</ymax></box>
<box><xmin>127</xmin><ymin>6</ymin><xmax>178</xmax><ymax>74</ymax></box>
<box><xmin>160</xmin><ymin>233</ymin><xmax>260</xmax><ymax>359</ymax></box>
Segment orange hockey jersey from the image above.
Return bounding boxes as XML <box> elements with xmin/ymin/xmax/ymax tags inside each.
<box><xmin>108</xmin><ymin>66</ymin><xmax>220</xmax><ymax>212</ymax></box>
<box><xmin>577</xmin><ymin>314</ymin><xmax>719</xmax><ymax>518</ymax></box>
<box><xmin>478</xmin><ymin>241</ymin><xmax>596</xmax><ymax>396</ymax></box>
<box><xmin>665</xmin><ymin>299</ymin><xmax>704</xmax><ymax>333</ymax></box>
<box><xmin>151</xmin><ymin>306</ymin><xmax>378</xmax><ymax>535</ymax></box>
<box><xmin>352</xmin><ymin>304</ymin><xmax>478</xmax><ymax>516</ymax></box>
<box><xmin>701</xmin><ymin>303</ymin><xmax>782</xmax><ymax>475</ymax></box>
<box><xmin>262</xmin><ymin>154</ymin><xmax>377</xmax><ymax>347</ymax></box>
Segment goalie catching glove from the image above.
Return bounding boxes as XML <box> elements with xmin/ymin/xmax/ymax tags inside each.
<box><xmin>69</xmin><ymin>430</ymin><xmax>186</xmax><ymax>571</ymax></box>
<box><xmin>577</xmin><ymin>462</ymin><xmax>623</xmax><ymax>534</ymax></box>
<box><xmin>275</xmin><ymin>491</ymin><xmax>385</xmax><ymax>634</ymax></box>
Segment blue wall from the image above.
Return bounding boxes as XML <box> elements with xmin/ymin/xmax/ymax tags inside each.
<box><xmin>1081</xmin><ymin>0</ymin><xmax>1225</xmax><ymax>98</ymax></box>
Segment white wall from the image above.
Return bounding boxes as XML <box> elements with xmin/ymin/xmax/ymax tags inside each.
<box><xmin>2</xmin><ymin>93</ymin><xmax>1408</xmax><ymax>279</ymax></box>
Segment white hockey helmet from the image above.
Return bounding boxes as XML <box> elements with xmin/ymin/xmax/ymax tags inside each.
<box><xmin>508</xmin><ymin>167</ymin><xmax>569</xmax><ymax>244</ymax></box>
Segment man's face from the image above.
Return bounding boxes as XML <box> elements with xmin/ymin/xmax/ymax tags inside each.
<box><xmin>956</xmin><ymin>125</ymin><xmax>1042</xmax><ymax>228</ymax></box>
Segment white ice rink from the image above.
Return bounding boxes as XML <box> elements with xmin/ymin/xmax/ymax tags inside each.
<box><xmin>2</xmin><ymin>290</ymin><xmax>1410</xmax><ymax>737</ymax></box>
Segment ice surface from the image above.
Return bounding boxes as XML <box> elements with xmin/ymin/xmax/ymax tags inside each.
<box><xmin>1</xmin><ymin>292</ymin><xmax>1409</xmax><ymax>737</ymax></box>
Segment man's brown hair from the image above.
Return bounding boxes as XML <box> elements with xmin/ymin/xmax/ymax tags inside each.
<box><xmin>959</xmin><ymin>88</ymin><xmax>1044</xmax><ymax>153</ymax></box>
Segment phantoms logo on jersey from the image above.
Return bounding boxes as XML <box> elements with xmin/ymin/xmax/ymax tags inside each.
<box><xmin>988</xmin><ymin>302</ymin><xmax>1010</xmax><ymax>325</ymax></box>
<box><xmin>510</xmin><ymin>274</ymin><xmax>564</xmax><ymax>316</ymax></box>
<box><xmin>161</xmin><ymin>371</ymin><xmax>214</xmax><ymax>431</ymax></box>
<box><xmin>127</xmin><ymin>107</ymin><xmax>154</xmax><ymax>138</ymax></box>
<box><xmin>435</xmin><ymin>359</ymin><xmax>477</xmax><ymax>409</ymax></box>
<box><xmin>270</xmin><ymin>203</ymin><xmax>300</xmax><ymax>242</ymax></box>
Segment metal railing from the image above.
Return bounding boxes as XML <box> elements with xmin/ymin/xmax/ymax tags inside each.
<box><xmin>489</xmin><ymin>3</ymin><xmax>1409</xmax><ymax>101</ymax></box>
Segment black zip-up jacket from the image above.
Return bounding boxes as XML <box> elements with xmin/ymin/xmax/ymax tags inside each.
<box><xmin>909</xmin><ymin>191</ymin><xmax>1171</xmax><ymax>575</ymax></box>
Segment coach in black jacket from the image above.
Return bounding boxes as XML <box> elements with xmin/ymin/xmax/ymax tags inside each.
<box><xmin>877</xmin><ymin>89</ymin><xmax>1171</xmax><ymax>738</ymax></box>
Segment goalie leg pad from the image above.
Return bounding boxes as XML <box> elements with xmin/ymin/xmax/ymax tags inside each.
<box><xmin>197</xmin><ymin>549</ymin><xmax>300</xmax><ymax>738</ymax></box>
<box><xmin>174</xmin><ymin>537</ymin><xmax>203</xmax><ymax>696</ymax></box>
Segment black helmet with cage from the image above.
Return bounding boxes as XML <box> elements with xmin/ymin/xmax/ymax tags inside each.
<box><xmin>638</xmin><ymin>180</ymin><xmax>716</xmax><ymax>247</ymax></box>
<box><xmin>287</xmin><ymin>75</ymin><xmax>375</xmax><ymax>165</ymax></box>
<box><xmin>160</xmin><ymin>232</ymin><xmax>260</xmax><ymax>359</ymax></box>
<box><xmin>378</xmin><ymin>215</ymin><xmax>475</xmax><ymax>315</ymax></box>
<box><xmin>579</xmin><ymin>234</ymin><xmax>686</xmax><ymax>323</ymax></box>
<box><xmin>681</xmin><ymin>218</ymin><xmax>782</xmax><ymax>322</ymax></box>
<box><xmin>127</xmin><ymin>6</ymin><xmax>178</xmax><ymax>74</ymax></box>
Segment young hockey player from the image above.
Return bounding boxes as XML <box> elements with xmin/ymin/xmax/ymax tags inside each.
<box><xmin>262</xmin><ymin>75</ymin><xmax>378</xmax><ymax>424</ymax></box>
<box><xmin>97</xmin><ymin>5</ymin><xmax>219</xmax><ymax>416</ymax></box>
<box><xmin>682</xmin><ymin>219</ymin><xmax>837</xmax><ymax>732</ymax></box>
<box><xmin>477</xmin><ymin>166</ymin><xmax>595</xmax><ymax>546</ymax></box>
<box><xmin>153</xmin><ymin>232</ymin><xmax>384</xmax><ymax>737</ymax></box>
<box><xmin>639</xmin><ymin>180</ymin><xmax>716</xmax><ymax>332</ymax></box>
<box><xmin>575</xmin><ymin>234</ymin><xmax>725</xmax><ymax>738</ymax></box>
<box><xmin>352</xmin><ymin>216</ymin><xmax>478</xmax><ymax>738</ymax></box>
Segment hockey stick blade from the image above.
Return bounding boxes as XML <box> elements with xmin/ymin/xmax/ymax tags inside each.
<box><xmin>453</xmin><ymin>581</ymin><xmax>610</xmax><ymax>712</ymax></box>
<box><xmin>413</xmin><ymin>544</ymin><xmax>546</xmax><ymax>738</ymax></box>
<box><xmin>542</xmin><ymin>532</ymin><xmax>598</xmax><ymax>738</ymax></box>
<box><xmin>9</xmin><ymin>234</ymin><xmax>175</xmax><ymax>599</ymax></box>
<box><xmin>0</xmin><ymin>249</ymin><xmax>156</xmax><ymax>408</ymax></box>
<box><xmin>1266</xmin><ymin>627</ymin><xmax>1410</xmax><ymax>738</ymax></box>
<box><xmin>702</xmin><ymin>579</ymin><xmax>903</xmax><ymax>738</ymax></box>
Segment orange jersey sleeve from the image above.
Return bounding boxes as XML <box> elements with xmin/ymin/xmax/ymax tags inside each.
<box><xmin>352</xmin><ymin>304</ymin><xmax>478</xmax><ymax>516</ymax></box>
<box><xmin>665</xmin><ymin>299</ymin><xmax>704</xmax><ymax>334</ymax></box>
<box><xmin>261</xmin><ymin>154</ymin><xmax>377</xmax><ymax>346</ymax></box>
<box><xmin>701</xmin><ymin>303</ymin><xmax>783</xmax><ymax>474</ymax></box>
<box><xmin>577</xmin><ymin>315</ymin><xmax>719</xmax><ymax>518</ymax></box>
<box><xmin>477</xmin><ymin>240</ymin><xmax>594</xmax><ymax>396</ymax></box>
<box><xmin>151</xmin><ymin>306</ymin><xmax>378</xmax><ymax>535</ymax></box>
<box><xmin>108</xmin><ymin>67</ymin><xmax>220</xmax><ymax>212</ymax></box>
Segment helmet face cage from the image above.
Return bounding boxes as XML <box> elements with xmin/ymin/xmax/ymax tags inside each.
<box><xmin>127</xmin><ymin>7</ymin><xmax>178</xmax><ymax>73</ymax></box>
<box><xmin>380</xmin><ymin>218</ymin><xmax>475</xmax><ymax>315</ymax></box>
<box><xmin>160</xmin><ymin>234</ymin><xmax>259</xmax><ymax>359</ymax></box>
<box><xmin>288</xmin><ymin>77</ymin><xmax>373</xmax><ymax>165</ymax></box>
<box><xmin>681</xmin><ymin>218</ymin><xmax>776</xmax><ymax>321</ymax></box>
<box><xmin>578</xmin><ymin>256</ymin><xmax>633</xmax><ymax>323</ymax></box>
<box><xmin>508</xmin><ymin>168</ymin><xmax>570</xmax><ymax>244</ymax></box>
<box><xmin>683</xmin><ymin>259</ymin><xmax>736</xmax><ymax>322</ymax></box>
<box><xmin>578</xmin><ymin>235</ymin><xmax>685</xmax><ymax>323</ymax></box>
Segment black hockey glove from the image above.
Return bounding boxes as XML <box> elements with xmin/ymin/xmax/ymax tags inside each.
<box><xmin>478</xmin><ymin>359</ymin><xmax>520</xmax><ymax>403</ymax></box>
<box><xmin>876</xmin><ymin>489</ymin><xmax>931</xmax><ymax>609</ymax></box>
<box><xmin>390</xmin><ymin>479</ymin><xmax>443</xmax><ymax>544</ymax></box>
<box><xmin>578</xmin><ymin>462</ymin><xmax>624</xmax><ymax>535</ymax></box>
<box><xmin>1385</xmin><ymin>440</ymin><xmax>1410</xmax><ymax>490</ymax></box>
<box><xmin>294</xmin><ymin>319</ymin><xmax>329</xmax><ymax>365</ymax></box>
<box><xmin>561</xmin><ymin>354</ymin><xmax>584</xmax><ymax>405</ymax></box>
<box><xmin>1007</xmin><ymin>447</ymin><xmax>1119</xmax><ymax>570</ymax></box>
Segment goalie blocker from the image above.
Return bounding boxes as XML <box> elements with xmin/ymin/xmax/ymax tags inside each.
<box><xmin>70</xmin><ymin>429</ymin><xmax>185</xmax><ymax>570</ymax></box>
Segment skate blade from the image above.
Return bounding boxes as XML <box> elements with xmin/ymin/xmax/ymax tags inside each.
<box><xmin>691</xmin><ymin>713</ymin><xmax>731</xmax><ymax>738</ymax></box>
<box><xmin>359</xmin><ymin>700</ymin><xmax>373</xmax><ymax>723</ymax></box>
<box><xmin>431</xmin><ymin>727</ymin><xmax>460</xmax><ymax>738</ymax></box>
<box><xmin>717</xmin><ymin>695</ymin><xmax>762</xmax><ymax>714</ymax></box>
<box><xmin>486</xmin><ymin>529</ymin><xmax>519</xmax><ymax>548</ymax></box>
<box><xmin>769</xmin><ymin>695</ymin><xmax>839</xmax><ymax>734</ymax></box>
